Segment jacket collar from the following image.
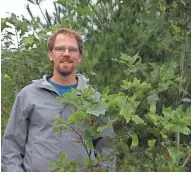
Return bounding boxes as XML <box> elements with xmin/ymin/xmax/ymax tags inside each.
<box><xmin>32</xmin><ymin>74</ymin><xmax>89</xmax><ymax>96</ymax></box>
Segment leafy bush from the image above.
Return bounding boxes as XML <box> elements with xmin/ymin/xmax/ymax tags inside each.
<box><xmin>50</xmin><ymin>54</ymin><xmax>191</xmax><ymax>171</ymax></box>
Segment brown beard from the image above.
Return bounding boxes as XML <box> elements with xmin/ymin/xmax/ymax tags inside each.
<box><xmin>57</xmin><ymin>62</ymin><xmax>74</xmax><ymax>76</ymax></box>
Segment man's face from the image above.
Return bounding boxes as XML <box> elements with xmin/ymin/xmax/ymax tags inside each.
<box><xmin>48</xmin><ymin>34</ymin><xmax>82</xmax><ymax>76</ymax></box>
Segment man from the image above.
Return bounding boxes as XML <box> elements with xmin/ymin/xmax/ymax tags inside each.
<box><xmin>1</xmin><ymin>28</ymin><xmax>115</xmax><ymax>172</ymax></box>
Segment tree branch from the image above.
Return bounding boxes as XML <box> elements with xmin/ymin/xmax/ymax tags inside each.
<box><xmin>182</xmin><ymin>153</ymin><xmax>191</xmax><ymax>167</ymax></box>
<box><xmin>69</xmin><ymin>125</ymin><xmax>91</xmax><ymax>158</ymax></box>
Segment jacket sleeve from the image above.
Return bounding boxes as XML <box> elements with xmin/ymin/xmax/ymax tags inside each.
<box><xmin>1</xmin><ymin>90</ymin><xmax>29</xmax><ymax>172</ymax></box>
<box><xmin>93</xmin><ymin>117</ymin><xmax>116</xmax><ymax>172</ymax></box>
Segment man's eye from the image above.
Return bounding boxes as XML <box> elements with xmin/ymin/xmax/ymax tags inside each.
<box><xmin>55</xmin><ymin>47</ymin><xmax>65</xmax><ymax>51</ymax></box>
<box><xmin>69</xmin><ymin>48</ymin><xmax>78</xmax><ymax>52</ymax></box>
<box><xmin>53</xmin><ymin>47</ymin><xmax>78</xmax><ymax>53</ymax></box>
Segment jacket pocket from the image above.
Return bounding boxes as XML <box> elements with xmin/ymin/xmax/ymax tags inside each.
<box><xmin>31</xmin><ymin>137</ymin><xmax>61</xmax><ymax>172</ymax></box>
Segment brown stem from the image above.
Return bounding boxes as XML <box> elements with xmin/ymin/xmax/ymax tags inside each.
<box><xmin>69</xmin><ymin>125</ymin><xmax>91</xmax><ymax>158</ymax></box>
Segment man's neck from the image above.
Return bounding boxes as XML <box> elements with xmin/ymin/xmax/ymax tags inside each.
<box><xmin>50</xmin><ymin>72</ymin><xmax>77</xmax><ymax>86</ymax></box>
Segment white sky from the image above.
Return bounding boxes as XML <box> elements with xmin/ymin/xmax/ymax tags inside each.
<box><xmin>0</xmin><ymin>0</ymin><xmax>55</xmax><ymax>19</ymax></box>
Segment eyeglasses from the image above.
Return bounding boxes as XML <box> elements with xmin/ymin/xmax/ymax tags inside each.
<box><xmin>53</xmin><ymin>46</ymin><xmax>79</xmax><ymax>54</ymax></box>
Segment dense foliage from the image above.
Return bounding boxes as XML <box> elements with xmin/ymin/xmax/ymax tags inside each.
<box><xmin>1</xmin><ymin>0</ymin><xmax>191</xmax><ymax>171</ymax></box>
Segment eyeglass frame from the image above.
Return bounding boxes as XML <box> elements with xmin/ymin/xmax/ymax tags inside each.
<box><xmin>52</xmin><ymin>46</ymin><xmax>79</xmax><ymax>54</ymax></box>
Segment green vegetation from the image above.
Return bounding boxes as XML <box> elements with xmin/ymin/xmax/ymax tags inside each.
<box><xmin>1</xmin><ymin>0</ymin><xmax>191</xmax><ymax>171</ymax></box>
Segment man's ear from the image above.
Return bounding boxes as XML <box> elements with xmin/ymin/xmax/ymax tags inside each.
<box><xmin>48</xmin><ymin>51</ymin><xmax>53</xmax><ymax>61</ymax></box>
<box><xmin>78</xmin><ymin>55</ymin><xmax>82</xmax><ymax>63</ymax></box>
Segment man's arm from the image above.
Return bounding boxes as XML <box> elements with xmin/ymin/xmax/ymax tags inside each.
<box><xmin>1</xmin><ymin>91</ymin><xmax>29</xmax><ymax>172</ymax></box>
<box><xmin>93</xmin><ymin>117</ymin><xmax>116</xmax><ymax>172</ymax></box>
<box><xmin>90</xmin><ymin>92</ymin><xmax>116</xmax><ymax>171</ymax></box>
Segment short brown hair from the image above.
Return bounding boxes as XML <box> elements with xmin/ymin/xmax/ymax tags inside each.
<box><xmin>48</xmin><ymin>28</ymin><xmax>83</xmax><ymax>55</ymax></box>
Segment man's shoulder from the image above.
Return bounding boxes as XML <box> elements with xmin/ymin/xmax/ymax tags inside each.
<box><xmin>76</xmin><ymin>73</ymin><xmax>89</xmax><ymax>89</ymax></box>
<box><xmin>17</xmin><ymin>83</ymin><xmax>37</xmax><ymax>97</ymax></box>
<box><xmin>18</xmin><ymin>77</ymin><xmax>45</xmax><ymax>96</ymax></box>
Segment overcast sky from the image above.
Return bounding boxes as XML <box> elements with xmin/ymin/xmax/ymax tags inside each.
<box><xmin>0</xmin><ymin>0</ymin><xmax>55</xmax><ymax>19</ymax></box>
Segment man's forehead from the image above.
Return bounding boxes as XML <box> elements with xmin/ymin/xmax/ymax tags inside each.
<box><xmin>56</xmin><ymin>33</ymin><xmax>76</xmax><ymax>39</ymax></box>
<box><xmin>55</xmin><ymin>34</ymin><xmax>76</xmax><ymax>41</ymax></box>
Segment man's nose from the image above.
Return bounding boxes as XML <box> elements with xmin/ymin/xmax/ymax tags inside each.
<box><xmin>62</xmin><ymin>48</ymin><xmax>70</xmax><ymax>56</ymax></box>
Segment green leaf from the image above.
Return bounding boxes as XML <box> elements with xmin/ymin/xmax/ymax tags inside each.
<box><xmin>150</xmin><ymin>103</ymin><xmax>156</xmax><ymax>113</ymax></box>
<box><xmin>4</xmin><ymin>74</ymin><xmax>11</xmax><ymax>79</ymax></box>
<box><xmin>102</xmin><ymin>87</ymin><xmax>110</xmax><ymax>97</ymax></box>
<box><xmin>59</xmin><ymin>152</ymin><xmax>68</xmax><ymax>162</ymax></box>
<box><xmin>83</xmin><ymin>157</ymin><xmax>91</xmax><ymax>166</ymax></box>
<box><xmin>87</xmin><ymin>102</ymin><xmax>107</xmax><ymax>116</ymax></box>
<box><xmin>97</xmin><ymin>123</ymin><xmax>111</xmax><ymax>133</ymax></box>
<box><xmin>52</xmin><ymin>125</ymin><xmax>63</xmax><ymax>132</ymax></box>
<box><xmin>146</xmin><ymin>113</ymin><xmax>158</xmax><ymax>124</ymax></box>
<box><xmin>147</xmin><ymin>93</ymin><xmax>159</xmax><ymax>105</ymax></box>
<box><xmin>173</xmin><ymin>126</ymin><xmax>190</xmax><ymax>135</ymax></box>
<box><xmin>67</xmin><ymin>111</ymin><xmax>88</xmax><ymax>124</ymax></box>
<box><xmin>52</xmin><ymin>116</ymin><xmax>65</xmax><ymax>124</ymax></box>
<box><xmin>58</xmin><ymin>89</ymin><xmax>81</xmax><ymax>106</ymax></box>
<box><xmin>131</xmin><ymin>133</ymin><xmax>139</xmax><ymax>147</ymax></box>
<box><xmin>47</xmin><ymin>161</ymin><xmax>58</xmax><ymax>168</ymax></box>
<box><xmin>158</xmin><ymin>83</ymin><xmax>169</xmax><ymax>92</ymax></box>
<box><xmin>120</xmin><ymin>106</ymin><xmax>132</xmax><ymax>123</ymax></box>
<box><xmin>91</xmin><ymin>158</ymin><xmax>99</xmax><ymax>167</ymax></box>
<box><xmin>81</xmin><ymin>88</ymin><xmax>96</xmax><ymax>100</ymax></box>
<box><xmin>21</xmin><ymin>34</ymin><xmax>36</xmax><ymax>47</ymax></box>
<box><xmin>132</xmin><ymin>115</ymin><xmax>144</xmax><ymax>124</ymax></box>
<box><xmin>167</xmin><ymin>147</ymin><xmax>182</xmax><ymax>163</ymax></box>
<box><xmin>121</xmin><ymin>78</ymin><xmax>151</xmax><ymax>93</ymax></box>
<box><xmin>162</xmin><ymin>134</ymin><xmax>167</xmax><ymax>139</ymax></box>
<box><xmin>76</xmin><ymin>6</ymin><xmax>94</xmax><ymax>15</ymax></box>
<box><xmin>148</xmin><ymin>139</ymin><xmax>156</xmax><ymax>147</ymax></box>
<box><xmin>162</xmin><ymin>107</ymin><xmax>173</xmax><ymax>121</ymax></box>
<box><xmin>85</xmin><ymin>138</ymin><xmax>94</xmax><ymax>150</ymax></box>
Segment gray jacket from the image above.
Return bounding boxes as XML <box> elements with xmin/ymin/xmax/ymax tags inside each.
<box><xmin>1</xmin><ymin>74</ymin><xmax>115</xmax><ymax>172</ymax></box>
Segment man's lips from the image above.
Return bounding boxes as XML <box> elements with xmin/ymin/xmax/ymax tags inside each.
<box><xmin>60</xmin><ymin>60</ymin><xmax>73</xmax><ymax>63</ymax></box>
<box><xmin>61</xmin><ymin>62</ymin><xmax>71</xmax><ymax>64</ymax></box>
